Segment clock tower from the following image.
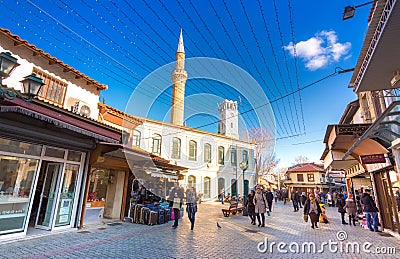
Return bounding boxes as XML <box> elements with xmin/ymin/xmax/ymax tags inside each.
<box><xmin>218</xmin><ymin>100</ymin><xmax>239</xmax><ymax>139</ymax></box>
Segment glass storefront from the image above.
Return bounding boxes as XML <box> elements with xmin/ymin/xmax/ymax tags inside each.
<box><xmin>0</xmin><ymin>137</ymin><xmax>84</xmax><ymax>236</ymax></box>
<box><xmin>0</xmin><ymin>156</ymin><xmax>39</xmax><ymax>235</ymax></box>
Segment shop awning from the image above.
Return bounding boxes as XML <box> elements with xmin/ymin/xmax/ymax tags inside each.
<box><xmin>343</xmin><ymin>101</ymin><xmax>400</xmax><ymax>159</ymax></box>
<box><xmin>92</xmin><ymin>142</ymin><xmax>188</xmax><ymax>174</ymax></box>
<box><xmin>322</xmin><ymin>124</ymin><xmax>389</xmax><ymax>171</ymax></box>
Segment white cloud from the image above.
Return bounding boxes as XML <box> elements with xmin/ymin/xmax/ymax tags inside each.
<box><xmin>284</xmin><ymin>30</ymin><xmax>351</xmax><ymax>71</ymax></box>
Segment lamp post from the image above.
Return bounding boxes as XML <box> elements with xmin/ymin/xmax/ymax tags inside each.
<box><xmin>342</xmin><ymin>1</ymin><xmax>374</xmax><ymax>20</ymax></box>
<box><xmin>239</xmin><ymin>161</ymin><xmax>248</xmax><ymax>204</ymax></box>
<box><xmin>0</xmin><ymin>51</ymin><xmax>45</xmax><ymax>102</ymax></box>
<box><xmin>0</xmin><ymin>52</ymin><xmax>19</xmax><ymax>84</ymax></box>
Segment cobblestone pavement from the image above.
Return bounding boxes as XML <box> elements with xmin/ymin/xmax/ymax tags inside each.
<box><xmin>1</xmin><ymin>201</ymin><xmax>399</xmax><ymax>258</ymax></box>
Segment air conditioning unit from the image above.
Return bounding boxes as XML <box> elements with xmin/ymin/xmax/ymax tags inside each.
<box><xmin>71</xmin><ymin>101</ymin><xmax>91</xmax><ymax>117</ymax></box>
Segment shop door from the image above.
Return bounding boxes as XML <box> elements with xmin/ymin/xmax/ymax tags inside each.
<box><xmin>35</xmin><ymin>163</ymin><xmax>63</xmax><ymax>230</ymax></box>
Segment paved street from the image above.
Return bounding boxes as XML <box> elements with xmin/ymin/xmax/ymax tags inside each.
<box><xmin>1</xmin><ymin>201</ymin><xmax>399</xmax><ymax>259</ymax></box>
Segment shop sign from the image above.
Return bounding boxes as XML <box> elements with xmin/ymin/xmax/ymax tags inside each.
<box><xmin>336</xmin><ymin>124</ymin><xmax>370</xmax><ymax>136</ymax></box>
<box><xmin>360</xmin><ymin>154</ymin><xmax>386</xmax><ymax>164</ymax></box>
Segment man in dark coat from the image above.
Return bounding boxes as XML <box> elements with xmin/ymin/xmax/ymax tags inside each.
<box><xmin>361</xmin><ymin>189</ymin><xmax>380</xmax><ymax>232</ymax></box>
<box><xmin>265</xmin><ymin>189</ymin><xmax>274</xmax><ymax>212</ymax></box>
<box><xmin>169</xmin><ymin>182</ymin><xmax>184</xmax><ymax>229</ymax></box>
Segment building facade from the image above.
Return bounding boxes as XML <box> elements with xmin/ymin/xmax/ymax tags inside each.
<box><xmin>284</xmin><ymin>164</ymin><xmax>328</xmax><ymax>195</ymax></box>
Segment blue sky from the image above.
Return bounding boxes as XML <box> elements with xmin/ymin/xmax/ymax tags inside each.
<box><xmin>0</xmin><ymin>0</ymin><xmax>373</xmax><ymax>168</ymax></box>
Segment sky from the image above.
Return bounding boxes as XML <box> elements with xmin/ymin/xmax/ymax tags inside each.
<box><xmin>0</xmin><ymin>0</ymin><xmax>373</xmax><ymax>168</ymax></box>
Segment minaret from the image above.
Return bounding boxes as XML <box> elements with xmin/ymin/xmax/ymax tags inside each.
<box><xmin>171</xmin><ymin>29</ymin><xmax>188</xmax><ymax>125</ymax></box>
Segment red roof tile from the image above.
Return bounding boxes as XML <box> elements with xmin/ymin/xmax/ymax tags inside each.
<box><xmin>288</xmin><ymin>164</ymin><xmax>324</xmax><ymax>172</ymax></box>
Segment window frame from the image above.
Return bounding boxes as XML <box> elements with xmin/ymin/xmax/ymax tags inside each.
<box><xmin>230</xmin><ymin>148</ymin><xmax>237</xmax><ymax>166</ymax></box>
<box><xmin>151</xmin><ymin>134</ymin><xmax>162</xmax><ymax>155</ymax></box>
<box><xmin>307</xmin><ymin>173</ymin><xmax>315</xmax><ymax>182</ymax></box>
<box><xmin>203</xmin><ymin>143</ymin><xmax>211</xmax><ymax>163</ymax></box>
<box><xmin>132</xmin><ymin>130</ymin><xmax>141</xmax><ymax>147</ymax></box>
<box><xmin>218</xmin><ymin>146</ymin><xmax>225</xmax><ymax>165</ymax></box>
<box><xmin>188</xmin><ymin>140</ymin><xmax>197</xmax><ymax>161</ymax></box>
<box><xmin>171</xmin><ymin>137</ymin><xmax>181</xmax><ymax>159</ymax></box>
<box><xmin>33</xmin><ymin>67</ymin><xmax>68</xmax><ymax>105</ymax></box>
<box><xmin>297</xmin><ymin>174</ymin><xmax>304</xmax><ymax>182</ymax></box>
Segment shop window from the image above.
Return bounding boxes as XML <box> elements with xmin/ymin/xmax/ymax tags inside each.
<box><xmin>0</xmin><ymin>156</ymin><xmax>39</xmax><ymax>234</ymax></box>
<box><xmin>151</xmin><ymin>134</ymin><xmax>162</xmax><ymax>155</ymax></box>
<box><xmin>230</xmin><ymin>147</ymin><xmax>237</xmax><ymax>166</ymax></box>
<box><xmin>132</xmin><ymin>130</ymin><xmax>141</xmax><ymax>147</ymax></box>
<box><xmin>218</xmin><ymin>146</ymin><xmax>225</xmax><ymax>165</ymax></box>
<box><xmin>297</xmin><ymin>174</ymin><xmax>304</xmax><ymax>182</ymax></box>
<box><xmin>33</xmin><ymin>67</ymin><xmax>67</xmax><ymax>105</ymax></box>
<box><xmin>44</xmin><ymin>147</ymin><xmax>65</xmax><ymax>159</ymax></box>
<box><xmin>87</xmin><ymin>170</ymin><xmax>109</xmax><ymax>207</ymax></box>
<box><xmin>0</xmin><ymin>138</ymin><xmax>42</xmax><ymax>156</ymax></box>
<box><xmin>171</xmin><ymin>137</ymin><xmax>181</xmax><ymax>159</ymax></box>
<box><xmin>67</xmin><ymin>150</ymin><xmax>82</xmax><ymax>162</ymax></box>
<box><xmin>307</xmin><ymin>174</ymin><xmax>314</xmax><ymax>182</ymax></box>
<box><xmin>188</xmin><ymin>140</ymin><xmax>197</xmax><ymax>161</ymax></box>
<box><xmin>204</xmin><ymin>143</ymin><xmax>212</xmax><ymax>163</ymax></box>
<box><xmin>188</xmin><ymin>175</ymin><xmax>196</xmax><ymax>188</ymax></box>
<box><xmin>204</xmin><ymin>177</ymin><xmax>211</xmax><ymax>198</ymax></box>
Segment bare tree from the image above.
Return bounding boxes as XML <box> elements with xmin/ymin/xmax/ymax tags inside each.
<box><xmin>293</xmin><ymin>155</ymin><xmax>310</xmax><ymax>166</ymax></box>
<box><xmin>244</xmin><ymin>127</ymin><xmax>279</xmax><ymax>184</ymax></box>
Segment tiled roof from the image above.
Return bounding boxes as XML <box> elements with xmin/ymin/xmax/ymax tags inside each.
<box><xmin>288</xmin><ymin>163</ymin><xmax>325</xmax><ymax>172</ymax></box>
<box><xmin>0</xmin><ymin>28</ymin><xmax>107</xmax><ymax>90</ymax></box>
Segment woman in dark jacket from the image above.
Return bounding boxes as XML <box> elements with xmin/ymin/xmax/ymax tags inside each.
<box><xmin>247</xmin><ymin>190</ymin><xmax>256</xmax><ymax>225</ymax></box>
<box><xmin>337</xmin><ymin>193</ymin><xmax>348</xmax><ymax>225</ymax></box>
<box><xmin>303</xmin><ymin>193</ymin><xmax>322</xmax><ymax>229</ymax></box>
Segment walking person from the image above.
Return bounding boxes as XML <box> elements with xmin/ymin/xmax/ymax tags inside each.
<box><xmin>296</xmin><ymin>191</ymin><xmax>302</xmax><ymax>208</ymax></box>
<box><xmin>361</xmin><ymin>189</ymin><xmax>381</xmax><ymax>232</ymax></box>
<box><xmin>186</xmin><ymin>187</ymin><xmax>197</xmax><ymax>230</ymax></box>
<box><xmin>396</xmin><ymin>191</ymin><xmax>400</xmax><ymax>212</ymax></box>
<box><xmin>303</xmin><ymin>193</ymin><xmax>322</xmax><ymax>229</ymax></box>
<box><xmin>169</xmin><ymin>182</ymin><xmax>183</xmax><ymax>229</ymax></box>
<box><xmin>273</xmin><ymin>189</ymin><xmax>278</xmax><ymax>203</ymax></box>
<box><xmin>253</xmin><ymin>186</ymin><xmax>267</xmax><ymax>227</ymax></box>
<box><xmin>220</xmin><ymin>188</ymin><xmax>225</xmax><ymax>205</ymax></box>
<box><xmin>247</xmin><ymin>190</ymin><xmax>256</xmax><ymax>225</ymax></box>
<box><xmin>265</xmin><ymin>189</ymin><xmax>274</xmax><ymax>212</ymax></box>
<box><xmin>291</xmin><ymin>190</ymin><xmax>299</xmax><ymax>212</ymax></box>
<box><xmin>337</xmin><ymin>193</ymin><xmax>348</xmax><ymax>225</ymax></box>
<box><xmin>332</xmin><ymin>191</ymin><xmax>338</xmax><ymax>207</ymax></box>
<box><xmin>300</xmin><ymin>192</ymin><xmax>307</xmax><ymax>207</ymax></box>
<box><xmin>343</xmin><ymin>194</ymin><xmax>357</xmax><ymax>226</ymax></box>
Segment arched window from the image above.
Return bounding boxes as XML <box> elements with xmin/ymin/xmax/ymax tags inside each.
<box><xmin>188</xmin><ymin>175</ymin><xmax>196</xmax><ymax>188</ymax></box>
<box><xmin>218</xmin><ymin>146</ymin><xmax>225</xmax><ymax>165</ymax></box>
<box><xmin>132</xmin><ymin>130</ymin><xmax>141</xmax><ymax>147</ymax></box>
<box><xmin>151</xmin><ymin>134</ymin><xmax>162</xmax><ymax>155</ymax></box>
<box><xmin>204</xmin><ymin>143</ymin><xmax>211</xmax><ymax>163</ymax></box>
<box><xmin>189</xmin><ymin>140</ymin><xmax>197</xmax><ymax>161</ymax></box>
<box><xmin>231</xmin><ymin>179</ymin><xmax>237</xmax><ymax>196</ymax></box>
<box><xmin>204</xmin><ymin>177</ymin><xmax>211</xmax><ymax>198</ymax></box>
<box><xmin>230</xmin><ymin>147</ymin><xmax>237</xmax><ymax>166</ymax></box>
<box><xmin>218</xmin><ymin>178</ymin><xmax>225</xmax><ymax>193</ymax></box>
<box><xmin>242</xmin><ymin>150</ymin><xmax>249</xmax><ymax>164</ymax></box>
<box><xmin>171</xmin><ymin>137</ymin><xmax>181</xmax><ymax>159</ymax></box>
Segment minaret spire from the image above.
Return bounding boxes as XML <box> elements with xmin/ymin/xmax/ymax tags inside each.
<box><xmin>177</xmin><ymin>28</ymin><xmax>185</xmax><ymax>53</ymax></box>
<box><xmin>171</xmin><ymin>29</ymin><xmax>188</xmax><ymax>125</ymax></box>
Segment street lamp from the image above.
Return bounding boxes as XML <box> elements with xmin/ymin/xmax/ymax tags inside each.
<box><xmin>342</xmin><ymin>1</ymin><xmax>374</xmax><ymax>20</ymax></box>
<box><xmin>239</xmin><ymin>161</ymin><xmax>248</xmax><ymax>204</ymax></box>
<box><xmin>20</xmin><ymin>73</ymin><xmax>45</xmax><ymax>100</ymax></box>
<box><xmin>0</xmin><ymin>52</ymin><xmax>19</xmax><ymax>84</ymax></box>
<box><xmin>0</xmin><ymin>51</ymin><xmax>45</xmax><ymax>102</ymax></box>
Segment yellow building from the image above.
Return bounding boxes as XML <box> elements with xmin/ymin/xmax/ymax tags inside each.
<box><xmin>284</xmin><ymin>163</ymin><xmax>329</xmax><ymax>195</ymax></box>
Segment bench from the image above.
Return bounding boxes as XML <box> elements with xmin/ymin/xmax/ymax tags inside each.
<box><xmin>221</xmin><ymin>201</ymin><xmax>245</xmax><ymax>217</ymax></box>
